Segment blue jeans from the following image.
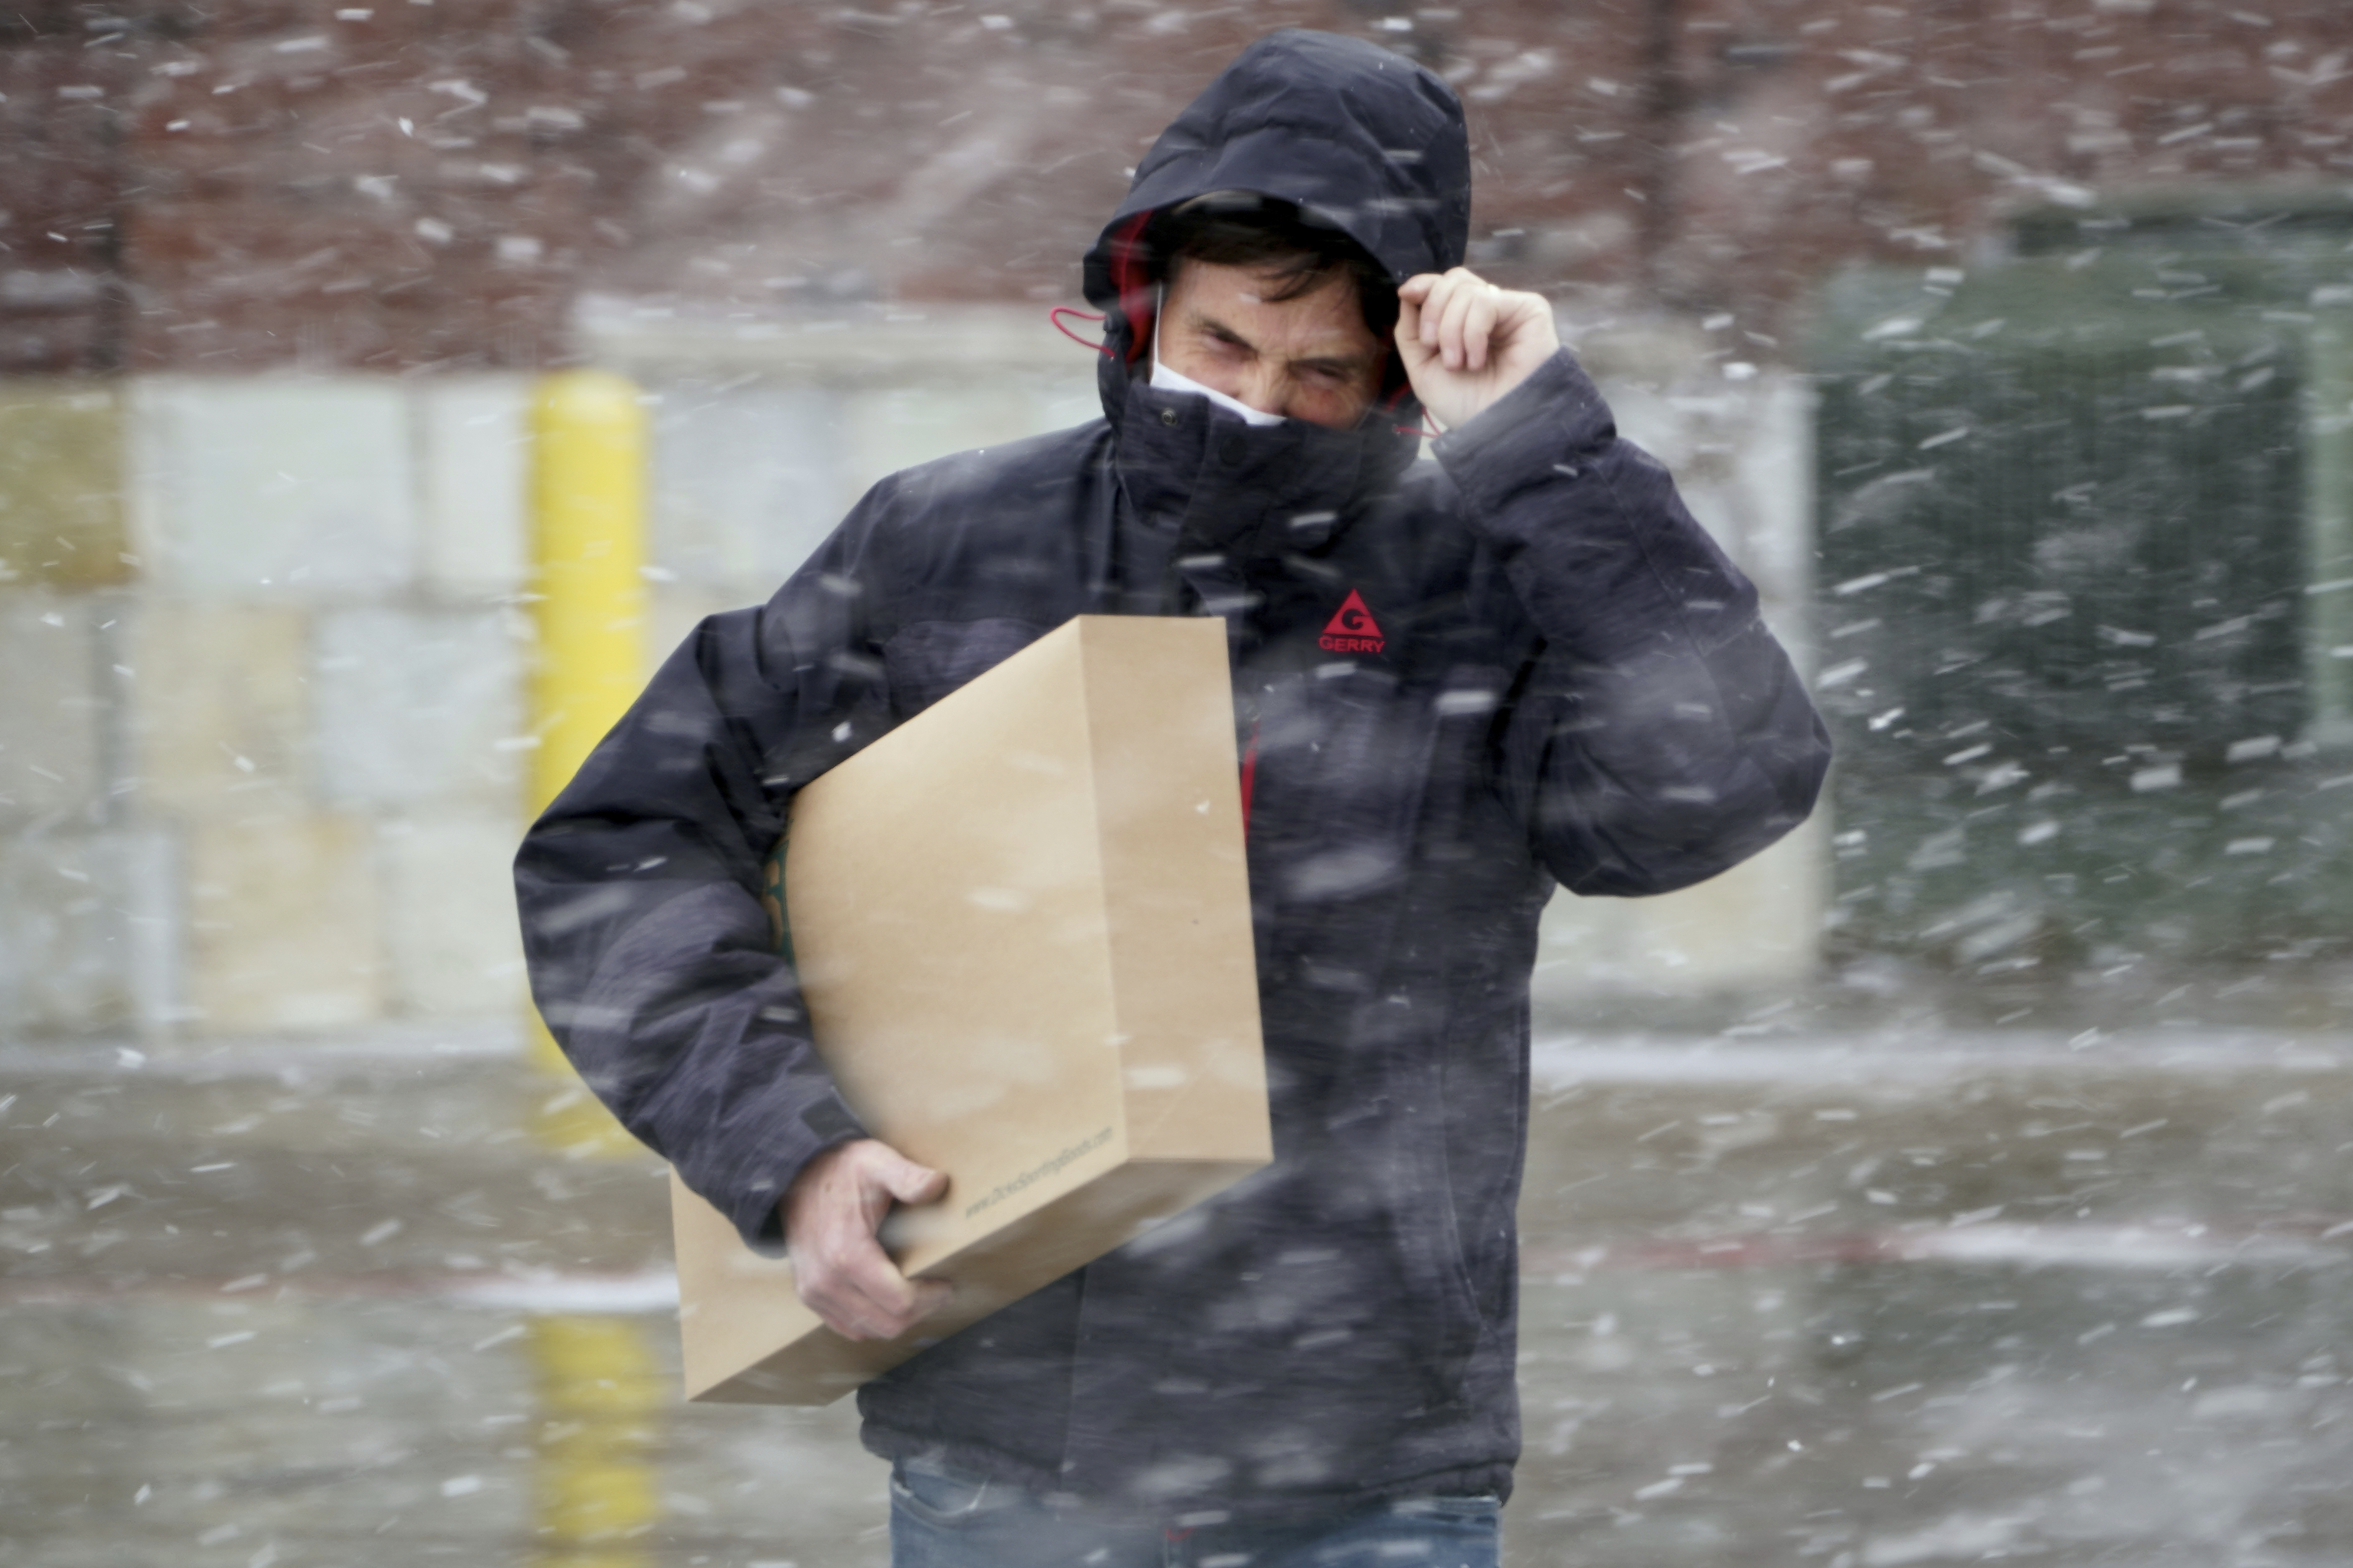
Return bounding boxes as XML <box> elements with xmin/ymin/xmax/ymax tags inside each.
<box><xmin>889</xmin><ymin>1461</ymin><xmax>1503</xmax><ymax>1568</ymax></box>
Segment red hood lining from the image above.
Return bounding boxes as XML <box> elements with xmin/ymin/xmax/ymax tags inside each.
<box><xmin>1106</xmin><ymin>210</ymin><xmax>1157</xmax><ymax>367</ymax></box>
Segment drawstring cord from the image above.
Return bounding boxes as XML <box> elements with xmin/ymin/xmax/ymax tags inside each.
<box><xmin>1385</xmin><ymin>383</ymin><xmax>1441</xmax><ymax>441</ymax></box>
<box><xmin>1048</xmin><ymin>305</ymin><xmax>1112</xmax><ymax>356</ymax></box>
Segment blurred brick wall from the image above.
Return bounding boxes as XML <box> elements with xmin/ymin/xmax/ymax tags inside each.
<box><xmin>4</xmin><ymin>0</ymin><xmax>2349</xmax><ymax>375</ymax></box>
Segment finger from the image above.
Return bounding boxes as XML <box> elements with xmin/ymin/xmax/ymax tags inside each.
<box><xmin>1496</xmin><ymin>290</ymin><xmax>1559</xmax><ymax>356</ymax></box>
<box><xmin>790</xmin><ymin>1185</ymin><xmax>905</xmax><ymax>1338</ymax></box>
<box><xmin>1395</xmin><ymin>295</ymin><xmax>1436</xmax><ymax>374</ymax></box>
<box><xmin>838</xmin><ymin>1255</ymin><xmax>920</xmax><ymax>1337</ymax></box>
<box><xmin>789</xmin><ymin>1221</ymin><xmax>879</xmax><ymax>1339</ymax></box>
<box><xmin>795</xmin><ymin>1258</ymin><xmax>883</xmax><ymax>1341</ymax></box>
<box><xmin>1439</xmin><ymin>279</ymin><xmax>1472</xmax><ymax>357</ymax></box>
<box><xmin>879</xmin><ymin>1152</ymin><xmax>947</xmax><ymax>1207</ymax></box>
<box><xmin>801</xmin><ymin>1279</ymin><xmax>882</xmax><ymax>1341</ymax></box>
<box><xmin>808</xmin><ymin>1229</ymin><xmax>926</xmax><ymax>1339</ymax></box>
<box><xmin>1417</xmin><ymin>273</ymin><xmax>1453</xmax><ymax>351</ymax></box>
<box><xmin>841</xmin><ymin>1252</ymin><xmax>952</xmax><ymax>1340</ymax></box>
<box><xmin>1396</xmin><ymin>272</ymin><xmax>1439</xmax><ymax>303</ymax></box>
<box><xmin>1438</xmin><ymin>279</ymin><xmax>1480</xmax><ymax>372</ymax></box>
<box><xmin>1464</xmin><ymin>288</ymin><xmax>1499</xmax><ymax>373</ymax></box>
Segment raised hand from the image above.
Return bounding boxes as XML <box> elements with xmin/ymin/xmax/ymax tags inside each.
<box><xmin>1395</xmin><ymin>266</ymin><xmax>1561</xmax><ymax>433</ymax></box>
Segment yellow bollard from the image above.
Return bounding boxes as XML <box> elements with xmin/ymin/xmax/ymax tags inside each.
<box><xmin>524</xmin><ymin>370</ymin><xmax>652</xmax><ymax>1146</ymax></box>
<box><xmin>528</xmin><ymin>367</ymin><xmax>649</xmax><ymax>820</ymax></box>
<box><xmin>528</xmin><ymin>1316</ymin><xmax>666</xmax><ymax>1568</ymax></box>
<box><xmin>520</xmin><ymin>374</ymin><xmax>667</xmax><ymax>1564</ymax></box>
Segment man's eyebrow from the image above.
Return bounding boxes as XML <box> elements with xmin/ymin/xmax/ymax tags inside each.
<box><xmin>1187</xmin><ymin>310</ymin><xmax>1366</xmax><ymax>371</ymax></box>
<box><xmin>1191</xmin><ymin>312</ymin><xmax>1254</xmax><ymax>347</ymax></box>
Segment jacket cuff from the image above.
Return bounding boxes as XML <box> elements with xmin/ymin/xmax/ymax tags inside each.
<box><xmin>720</xmin><ymin>1086</ymin><xmax>869</xmax><ymax>1256</ymax></box>
<box><xmin>1428</xmin><ymin>348</ymin><xmax>1614</xmax><ymax>522</ymax></box>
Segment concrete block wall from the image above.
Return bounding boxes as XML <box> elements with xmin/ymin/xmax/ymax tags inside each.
<box><xmin>605</xmin><ymin>305</ymin><xmax>1107</xmax><ymax>658</ymax></box>
<box><xmin>0</xmin><ymin>384</ymin><xmax>147</xmax><ymax>1037</ymax></box>
<box><xmin>0</xmin><ymin>376</ymin><xmax>536</xmax><ymax>1039</ymax></box>
<box><xmin>0</xmin><ymin>306</ymin><xmax>1823</xmax><ymax>1041</ymax></box>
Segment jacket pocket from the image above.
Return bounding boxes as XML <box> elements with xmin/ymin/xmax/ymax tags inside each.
<box><xmin>889</xmin><ymin>1461</ymin><xmax>1000</xmax><ymax>1525</ymax></box>
<box><xmin>1370</xmin><ymin>1047</ymin><xmax>1497</xmax><ymax>1409</ymax></box>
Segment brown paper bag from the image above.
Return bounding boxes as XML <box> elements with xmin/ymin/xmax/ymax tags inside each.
<box><xmin>670</xmin><ymin>614</ymin><xmax>1271</xmax><ymax>1404</ymax></box>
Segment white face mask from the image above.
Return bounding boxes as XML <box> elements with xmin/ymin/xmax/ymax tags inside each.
<box><xmin>1148</xmin><ymin>289</ymin><xmax>1283</xmax><ymax>427</ymax></box>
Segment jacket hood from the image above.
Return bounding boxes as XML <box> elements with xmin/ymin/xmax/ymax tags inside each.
<box><xmin>1081</xmin><ymin>29</ymin><xmax>1472</xmax><ymax>387</ymax></box>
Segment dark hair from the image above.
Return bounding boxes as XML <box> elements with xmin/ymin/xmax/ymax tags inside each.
<box><xmin>1151</xmin><ymin>194</ymin><xmax>1399</xmax><ymax>343</ymax></box>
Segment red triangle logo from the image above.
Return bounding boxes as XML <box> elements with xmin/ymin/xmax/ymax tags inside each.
<box><xmin>1323</xmin><ymin>589</ymin><xmax>1382</xmax><ymax>639</ymax></box>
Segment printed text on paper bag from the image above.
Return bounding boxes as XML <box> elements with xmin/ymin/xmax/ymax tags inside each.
<box><xmin>964</xmin><ymin>1128</ymin><xmax>1115</xmax><ymax>1219</ymax></box>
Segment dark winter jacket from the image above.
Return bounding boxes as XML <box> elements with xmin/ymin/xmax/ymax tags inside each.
<box><xmin>515</xmin><ymin>29</ymin><xmax>1829</xmax><ymax>1524</ymax></box>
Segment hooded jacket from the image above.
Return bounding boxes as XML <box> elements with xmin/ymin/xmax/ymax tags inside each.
<box><xmin>515</xmin><ymin>30</ymin><xmax>1829</xmax><ymax>1522</ymax></box>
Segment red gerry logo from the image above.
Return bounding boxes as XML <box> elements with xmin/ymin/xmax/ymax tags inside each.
<box><xmin>1319</xmin><ymin>589</ymin><xmax>1385</xmax><ymax>655</ymax></box>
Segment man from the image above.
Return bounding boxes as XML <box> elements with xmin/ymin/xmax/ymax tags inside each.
<box><xmin>516</xmin><ymin>28</ymin><xmax>1829</xmax><ymax>1567</ymax></box>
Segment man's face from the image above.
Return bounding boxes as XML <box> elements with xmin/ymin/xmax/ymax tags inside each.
<box><xmin>1156</xmin><ymin>257</ymin><xmax>1388</xmax><ymax>430</ymax></box>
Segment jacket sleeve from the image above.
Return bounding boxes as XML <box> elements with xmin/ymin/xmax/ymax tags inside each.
<box><xmin>513</xmin><ymin>480</ymin><xmax>909</xmax><ymax>1253</ymax></box>
<box><xmin>1433</xmin><ymin>349</ymin><xmax>1832</xmax><ymax>896</ymax></box>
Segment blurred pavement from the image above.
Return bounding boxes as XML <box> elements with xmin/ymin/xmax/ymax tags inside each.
<box><xmin>5</xmin><ymin>1021</ymin><xmax>2352</xmax><ymax>1567</ymax></box>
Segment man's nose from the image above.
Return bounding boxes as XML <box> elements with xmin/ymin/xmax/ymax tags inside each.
<box><xmin>1236</xmin><ymin>367</ymin><xmax>1288</xmax><ymax>419</ymax></box>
